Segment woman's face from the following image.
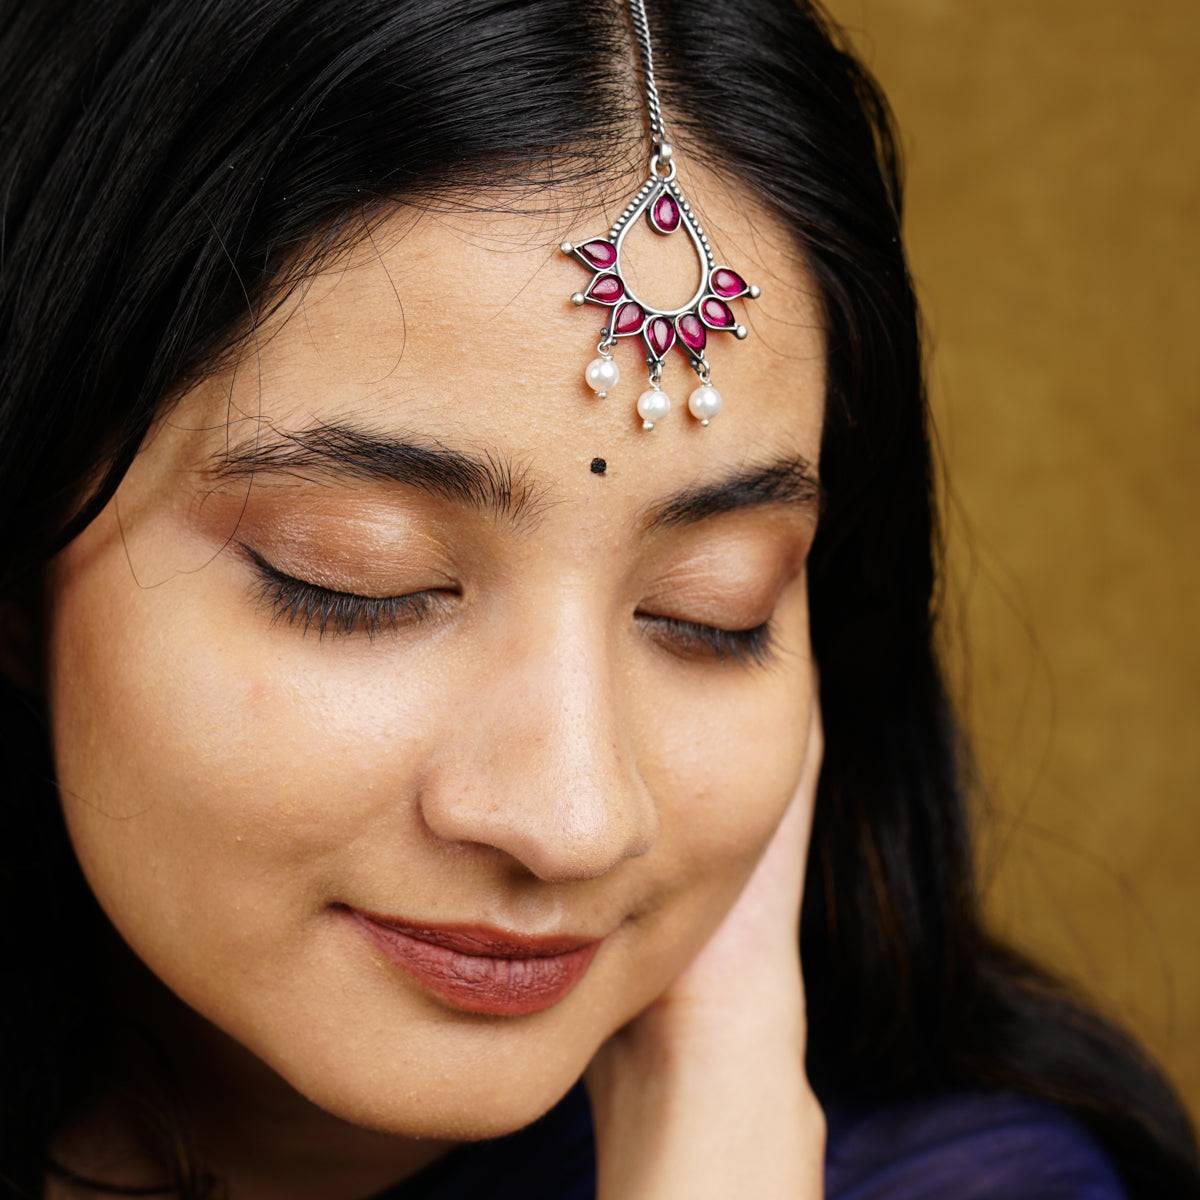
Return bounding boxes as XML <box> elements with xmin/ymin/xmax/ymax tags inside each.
<box><xmin>43</xmin><ymin>161</ymin><xmax>824</xmax><ymax>1142</ymax></box>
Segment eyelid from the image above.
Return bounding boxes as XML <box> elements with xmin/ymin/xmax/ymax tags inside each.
<box><xmin>639</xmin><ymin>613</ymin><xmax>779</xmax><ymax>668</ymax></box>
<box><xmin>237</xmin><ymin>542</ymin><xmax>454</xmax><ymax>642</ymax></box>
<box><xmin>235</xmin><ymin>540</ymin><xmax>440</xmax><ymax>594</ymax></box>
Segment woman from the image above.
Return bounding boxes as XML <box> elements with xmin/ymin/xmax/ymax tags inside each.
<box><xmin>0</xmin><ymin>0</ymin><xmax>1196</xmax><ymax>1196</ymax></box>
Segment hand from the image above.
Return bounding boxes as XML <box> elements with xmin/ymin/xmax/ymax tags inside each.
<box><xmin>583</xmin><ymin>675</ymin><xmax>825</xmax><ymax>1199</ymax></box>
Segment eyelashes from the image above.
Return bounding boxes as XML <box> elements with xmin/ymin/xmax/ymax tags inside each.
<box><xmin>238</xmin><ymin>543</ymin><xmax>780</xmax><ymax>668</ymax></box>
<box><xmin>240</xmin><ymin>544</ymin><xmax>452</xmax><ymax>643</ymax></box>
<box><xmin>645</xmin><ymin>613</ymin><xmax>778</xmax><ymax>667</ymax></box>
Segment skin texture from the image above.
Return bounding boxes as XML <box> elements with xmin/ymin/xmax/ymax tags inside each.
<box><xmin>40</xmin><ymin>150</ymin><xmax>826</xmax><ymax>1198</ymax></box>
<box><xmin>584</xmin><ymin>691</ymin><xmax>825</xmax><ymax>1199</ymax></box>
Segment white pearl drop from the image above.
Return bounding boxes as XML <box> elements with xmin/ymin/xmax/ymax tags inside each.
<box><xmin>636</xmin><ymin>388</ymin><xmax>671</xmax><ymax>428</ymax></box>
<box><xmin>585</xmin><ymin>357</ymin><xmax>620</xmax><ymax>392</ymax></box>
<box><xmin>688</xmin><ymin>384</ymin><xmax>723</xmax><ymax>422</ymax></box>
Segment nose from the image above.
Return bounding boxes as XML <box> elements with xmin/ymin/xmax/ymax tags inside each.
<box><xmin>416</xmin><ymin>596</ymin><xmax>660</xmax><ymax>882</ymax></box>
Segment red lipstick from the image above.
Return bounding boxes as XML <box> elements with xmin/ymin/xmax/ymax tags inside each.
<box><xmin>339</xmin><ymin>906</ymin><xmax>605</xmax><ymax>1016</ymax></box>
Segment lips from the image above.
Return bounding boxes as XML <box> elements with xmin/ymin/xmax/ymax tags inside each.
<box><xmin>350</xmin><ymin>908</ymin><xmax>600</xmax><ymax>957</ymax></box>
<box><xmin>339</xmin><ymin>906</ymin><xmax>606</xmax><ymax>1016</ymax></box>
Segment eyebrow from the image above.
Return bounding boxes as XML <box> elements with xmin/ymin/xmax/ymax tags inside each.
<box><xmin>206</xmin><ymin>420</ymin><xmax>538</xmax><ymax>523</ymax></box>
<box><xmin>643</xmin><ymin>451</ymin><xmax>823</xmax><ymax>533</ymax></box>
<box><xmin>201</xmin><ymin>420</ymin><xmax>824</xmax><ymax>535</ymax></box>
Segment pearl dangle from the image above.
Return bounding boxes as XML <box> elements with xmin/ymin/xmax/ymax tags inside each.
<box><xmin>636</xmin><ymin>359</ymin><xmax>671</xmax><ymax>430</ymax></box>
<box><xmin>686</xmin><ymin>362</ymin><xmax>722</xmax><ymax>427</ymax></box>
<box><xmin>584</xmin><ymin>334</ymin><xmax>620</xmax><ymax>399</ymax></box>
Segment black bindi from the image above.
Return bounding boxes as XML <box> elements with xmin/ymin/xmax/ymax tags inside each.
<box><xmin>589</xmin><ymin>457</ymin><xmax>607</xmax><ymax>475</ymax></box>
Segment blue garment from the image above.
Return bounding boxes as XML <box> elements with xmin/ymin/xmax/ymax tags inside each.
<box><xmin>822</xmin><ymin>1089</ymin><xmax>1128</xmax><ymax>1199</ymax></box>
<box><xmin>367</xmin><ymin>1075</ymin><xmax>1127</xmax><ymax>1199</ymax></box>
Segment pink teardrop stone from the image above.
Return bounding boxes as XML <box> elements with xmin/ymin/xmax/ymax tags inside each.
<box><xmin>645</xmin><ymin>316</ymin><xmax>676</xmax><ymax>357</ymax></box>
<box><xmin>675</xmin><ymin>312</ymin><xmax>707</xmax><ymax>353</ymax></box>
<box><xmin>587</xmin><ymin>273</ymin><xmax>625</xmax><ymax>304</ymax></box>
<box><xmin>613</xmin><ymin>301</ymin><xmax>645</xmax><ymax>335</ymax></box>
<box><xmin>700</xmin><ymin>296</ymin><xmax>735</xmax><ymax>328</ymax></box>
<box><xmin>711</xmin><ymin>267</ymin><xmax>748</xmax><ymax>298</ymax></box>
<box><xmin>578</xmin><ymin>239</ymin><xmax>617</xmax><ymax>269</ymax></box>
<box><xmin>651</xmin><ymin>193</ymin><xmax>680</xmax><ymax>233</ymax></box>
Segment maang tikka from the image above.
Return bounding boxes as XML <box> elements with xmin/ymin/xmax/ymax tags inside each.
<box><xmin>561</xmin><ymin>0</ymin><xmax>760</xmax><ymax>430</ymax></box>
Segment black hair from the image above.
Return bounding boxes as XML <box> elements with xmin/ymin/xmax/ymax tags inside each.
<box><xmin>1</xmin><ymin>0</ymin><xmax>1197</xmax><ymax>1195</ymax></box>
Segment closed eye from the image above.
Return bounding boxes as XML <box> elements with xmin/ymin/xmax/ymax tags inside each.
<box><xmin>238</xmin><ymin>543</ymin><xmax>454</xmax><ymax>642</ymax></box>
<box><xmin>636</xmin><ymin>612</ymin><xmax>779</xmax><ymax>667</ymax></box>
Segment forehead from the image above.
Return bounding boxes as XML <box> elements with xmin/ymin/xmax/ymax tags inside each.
<box><xmin>185</xmin><ymin>157</ymin><xmax>825</xmax><ymax>511</ymax></box>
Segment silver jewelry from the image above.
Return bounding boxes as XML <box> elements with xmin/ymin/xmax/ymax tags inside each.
<box><xmin>561</xmin><ymin>0</ymin><xmax>760</xmax><ymax>430</ymax></box>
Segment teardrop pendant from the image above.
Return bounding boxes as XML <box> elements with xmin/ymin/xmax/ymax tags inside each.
<box><xmin>561</xmin><ymin>145</ymin><xmax>760</xmax><ymax>431</ymax></box>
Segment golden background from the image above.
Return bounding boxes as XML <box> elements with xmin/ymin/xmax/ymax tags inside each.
<box><xmin>821</xmin><ymin>0</ymin><xmax>1200</xmax><ymax>1119</ymax></box>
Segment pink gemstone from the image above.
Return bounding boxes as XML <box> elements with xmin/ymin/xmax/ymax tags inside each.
<box><xmin>675</xmin><ymin>311</ymin><xmax>707</xmax><ymax>353</ymax></box>
<box><xmin>578</xmin><ymin>239</ymin><xmax>617</xmax><ymax>269</ymax></box>
<box><xmin>650</xmin><ymin>193</ymin><xmax>680</xmax><ymax>233</ymax></box>
<box><xmin>645</xmin><ymin>316</ymin><xmax>676</xmax><ymax>357</ymax></box>
<box><xmin>613</xmin><ymin>301</ymin><xmax>645</xmax><ymax>336</ymax></box>
<box><xmin>586</xmin><ymin>273</ymin><xmax>625</xmax><ymax>304</ymax></box>
<box><xmin>711</xmin><ymin>267</ymin><xmax>749</xmax><ymax>298</ymax></box>
<box><xmin>700</xmin><ymin>296</ymin><xmax>735</xmax><ymax>328</ymax></box>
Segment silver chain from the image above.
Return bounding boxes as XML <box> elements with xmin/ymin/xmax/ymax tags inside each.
<box><xmin>626</xmin><ymin>0</ymin><xmax>666</xmax><ymax>150</ymax></box>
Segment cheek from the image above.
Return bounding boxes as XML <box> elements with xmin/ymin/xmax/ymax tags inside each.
<box><xmin>42</xmin><ymin>533</ymin><xmax>437</xmax><ymax>997</ymax></box>
<box><xmin>632</xmin><ymin>662</ymin><xmax>813</xmax><ymax>953</ymax></box>
<box><xmin>662</xmin><ymin>707</ymin><xmax>805</xmax><ymax>858</ymax></box>
<box><xmin>645</xmin><ymin>587</ymin><xmax>815</xmax><ymax>898</ymax></box>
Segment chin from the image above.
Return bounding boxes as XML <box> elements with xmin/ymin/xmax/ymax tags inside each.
<box><xmin>289</xmin><ymin>1056</ymin><xmax>581</xmax><ymax>1142</ymax></box>
<box><xmin>240</xmin><ymin>1011</ymin><xmax>589</xmax><ymax>1142</ymax></box>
